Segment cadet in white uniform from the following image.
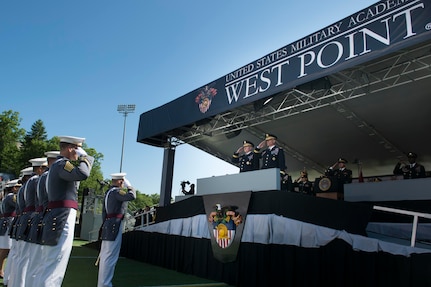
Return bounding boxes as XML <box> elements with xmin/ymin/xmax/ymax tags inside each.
<box><xmin>97</xmin><ymin>172</ymin><xmax>136</xmax><ymax>287</ymax></box>
<box><xmin>0</xmin><ymin>179</ymin><xmax>21</xmax><ymax>279</ymax></box>
<box><xmin>3</xmin><ymin>167</ymin><xmax>33</xmax><ymax>286</ymax></box>
<box><xmin>33</xmin><ymin>136</ymin><xmax>94</xmax><ymax>287</ymax></box>
<box><xmin>26</xmin><ymin>151</ymin><xmax>60</xmax><ymax>286</ymax></box>
<box><xmin>8</xmin><ymin>157</ymin><xmax>47</xmax><ymax>287</ymax></box>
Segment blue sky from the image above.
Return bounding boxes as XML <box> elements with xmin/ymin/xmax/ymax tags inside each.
<box><xmin>1</xmin><ymin>1</ymin><xmax>377</xmax><ymax>197</ymax></box>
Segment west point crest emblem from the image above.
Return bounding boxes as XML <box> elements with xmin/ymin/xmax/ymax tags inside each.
<box><xmin>203</xmin><ymin>192</ymin><xmax>251</xmax><ymax>263</ymax></box>
<box><xmin>195</xmin><ymin>85</ymin><xmax>217</xmax><ymax>113</ymax></box>
<box><xmin>208</xmin><ymin>204</ymin><xmax>243</xmax><ymax>249</ymax></box>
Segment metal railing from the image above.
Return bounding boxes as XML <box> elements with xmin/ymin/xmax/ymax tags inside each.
<box><xmin>373</xmin><ymin>205</ymin><xmax>431</xmax><ymax>247</ymax></box>
<box><xmin>132</xmin><ymin>209</ymin><xmax>156</xmax><ymax>229</ymax></box>
<box><xmin>86</xmin><ymin>208</ymin><xmax>157</xmax><ymax>241</ymax></box>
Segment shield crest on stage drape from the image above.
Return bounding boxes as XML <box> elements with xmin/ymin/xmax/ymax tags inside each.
<box><xmin>203</xmin><ymin>191</ymin><xmax>252</xmax><ymax>263</ymax></box>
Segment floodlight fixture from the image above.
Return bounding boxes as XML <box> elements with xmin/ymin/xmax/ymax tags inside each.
<box><xmin>117</xmin><ymin>104</ymin><xmax>136</xmax><ymax>172</ymax></box>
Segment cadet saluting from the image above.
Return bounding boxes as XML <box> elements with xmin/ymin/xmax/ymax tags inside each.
<box><xmin>97</xmin><ymin>172</ymin><xmax>136</xmax><ymax>287</ymax></box>
<box><xmin>33</xmin><ymin>136</ymin><xmax>94</xmax><ymax>287</ymax></box>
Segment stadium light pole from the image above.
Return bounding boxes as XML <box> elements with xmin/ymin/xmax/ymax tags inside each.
<box><xmin>117</xmin><ymin>104</ymin><xmax>136</xmax><ymax>172</ymax></box>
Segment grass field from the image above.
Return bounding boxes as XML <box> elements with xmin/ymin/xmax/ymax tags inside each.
<box><xmin>1</xmin><ymin>239</ymin><xmax>233</xmax><ymax>287</ymax></box>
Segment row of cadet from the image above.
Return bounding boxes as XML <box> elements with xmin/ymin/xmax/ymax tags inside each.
<box><xmin>0</xmin><ymin>135</ymin><xmax>136</xmax><ymax>287</ymax></box>
<box><xmin>232</xmin><ymin>133</ymin><xmax>427</xmax><ymax>194</ymax></box>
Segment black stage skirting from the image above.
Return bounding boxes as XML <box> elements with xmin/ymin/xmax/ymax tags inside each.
<box><xmin>121</xmin><ymin>231</ymin><xmax>431</xmax><ymax>287</ymax></box>
<box><xmin>155</xmin><ymin>191</ymin><xmax>373</xmax><ymax>236</ymax></box>
<box><xmin>118</xmin><ymin>191</ymin><xmax>431</xmax><ymax>286</ymax></box>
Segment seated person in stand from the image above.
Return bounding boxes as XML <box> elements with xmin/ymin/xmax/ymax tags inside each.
<box><xmin>232</xmin><ymin>140</ymin><xmax>260</xmax><ymax>172</ymax></box>
<box><xmin>393</xmin><ymin>152</ymin><xmax>426</xmax><ymax>179</ymax></box>
<box><xmin>325</xmin><ymin>157</ymin><xmax>353</xmax><ymax>192</ymax></box>
<box><xmin>294</xmin><ymin>170</ymin><xmax>314</xmax><ymax>195</ymax></box>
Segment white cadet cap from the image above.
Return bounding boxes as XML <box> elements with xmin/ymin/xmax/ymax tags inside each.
<box><xmin>111</xmin><ymin>173</ymin><xmax>126</xmax><ymax>180</ymax></box>
<box><xmin>44</xmin><ymin>150</ymin><xmax>60</xmax><ymax>158</ymax></box>
<box><xmin>29</xmin><ymin>157</ymin><xmax>48</xmax><ymax>167</ymax></box>
<box><xmin>5</xmin><ymin>179</ymin><xmax>21</xmax><ymax>188</ymax></box>
<box><xmin>20</xmin><ymin>167</ymin><xmax>33</xmax><ymax>176</ymax></box>
<box><xmin>58</xmin><ymin>136</ymin><xmax>85</xmax><ymax>147</ymax></box>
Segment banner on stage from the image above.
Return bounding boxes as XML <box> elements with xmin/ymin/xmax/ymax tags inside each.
<box><xmin>203</xmin><ymin>191</ymin><xmax>252</xmax><ymax>263</ymax></box>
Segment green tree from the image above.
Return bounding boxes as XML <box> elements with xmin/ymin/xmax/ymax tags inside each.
<box><xmin>136</xmin><ymin>192</ymin><xmax>155</xmax><ymax>207</ymax></box>
<box><xmin>78</xmin><ymin>144</ymin><xmax>105</xmax><ymax>196</ymax></box>
<box><xmin>127</xmin><ymin>192</ymin><xmax>159</xmax><ymax>213</ymax></box>
<box><xmin>0</xmin><ymin>110</ymin><xmax>25</xmax><ymax>176</ymax></box>
<box><xmin>149</xmin><ymin>193</ymin><xmax>160</xmax><ymax>206</ymax></box>
<box><xmin>69</xmin><ymin>143</ymin><xmax>106</xmax><ymax>218</ymax></box>
<box><xmin>19</xmin><ymin>119</ymin><xmax>51</xmax><ymax>170</ymax></box>
<box><xmin>45</xmin><ymin>136</ymin><xmax>60</xmax><ymax>152</ymax></box>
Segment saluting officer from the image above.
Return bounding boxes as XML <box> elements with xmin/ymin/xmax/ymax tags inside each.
<box><xmin>393</xmin><ymin>152</ymin><xmax>426</xmax><ymax>179</ymax></box>
<box><xmin>325</xmin><ymin>157</ymin><xmax>353</xmax><ymax>184</ymax></box>
<box><xmin>325</xmin><ymin>157</ymin><xmax>353</xmax><ymax>195</ymax></box>
<box><xmin>232</xmin><ymin>140</ymin><xmax>260</xmax><ymax>172</ymax></box>
<box><xmin>97</xmin><ymin>172</ymin><xmax>136</xmax><ymax>287</ymax></box>
<box><xmin>34</xmin><ymin>135</ymin><xmax>94</xmax><ymax>287</ymax></box>
<box><xmin>255</xmin><ymin>133</ymin><xmax>289</xmax><ymax>189</ymax></box>
<box><xmin>294</xmin><ymin>170</ymin><xmax>314</xmax><ymax>196</ymax></box>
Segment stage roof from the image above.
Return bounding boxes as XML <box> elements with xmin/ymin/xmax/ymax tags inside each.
<box><xmin>137</xmin><ymin>1</ymin><xmax>431</xmax><ymax>180</ymax></box>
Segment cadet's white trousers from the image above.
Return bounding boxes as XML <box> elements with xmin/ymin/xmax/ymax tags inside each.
<box><xmin>8</xmin><ymin>239</ymin><xmax>29</xmax><ymax>287</ymax></box>
<box><xmin>2</xmin><ymin>238</ymin><xmax>16</xmax><ymax>286</ymax></box>
<box><xmin>31</xmin><ymin>209</ymin><xmax>76</xmax><ymax>287</ymax></box>
<box><xmin>97</xmin><ymin>221</ymin><xmax>124</xmax><ymax>287</ymax></box>
<box><xmin>25</xmin><ymin>241</ymin><xmax>44</xmax><ymax>286</ymax></box>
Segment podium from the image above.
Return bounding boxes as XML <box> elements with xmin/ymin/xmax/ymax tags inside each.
<box><xmin>314</xmin><ymin>176</ymin><xmax>343</xmax><ymax>200</ymax></box>
<box><xmin>196</xmin><ymin>168</ymin><xmax>281</xmax><ymax>195</ymax></box>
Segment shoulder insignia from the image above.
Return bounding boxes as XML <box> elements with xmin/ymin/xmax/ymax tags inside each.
<box><xmin>80</xmin><ymin>157</ymin><xmax>90</xmax><ymax>166</ymax></box>
<box><xmin>119</xmin><ymin>189</ymin><xmax>127</xmax><ymax>196</ymax></box>
<box><xmin>13</xmin><ymin>194</ymin><xmax>16</xmax><ymax>202</ymax></box>
<box><xmin>64</xmin><ymin>161</ymin><xmax>75</xmax><ymax>172</ymax></box>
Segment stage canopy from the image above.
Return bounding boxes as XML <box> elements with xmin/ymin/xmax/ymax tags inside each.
<box><xmin>137</xmin><ymin>0</ymin><xmax>431</xmax><ymax>180</ymax></box>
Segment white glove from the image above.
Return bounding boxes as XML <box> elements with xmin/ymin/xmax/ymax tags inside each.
<box><xmin>123</xmin><ymin>178</ymin><xmax>132</xmax><ymax>188</ymax></box>
<box><xmin>75</xmin><ymin>147</ymin><xmax>88</xmax><ymax>157</ymax></box>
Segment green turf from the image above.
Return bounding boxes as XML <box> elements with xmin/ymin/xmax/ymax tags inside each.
<box><xmin>65</xmin><ymin>241</ymin><xmax>232</xmax><ymax>287</ymax></box>
<box><xmin>0</xmin><ymin>240</ymin><xmax>232</xmax><ymax>287</ymax></box>
<box><xmin>0</xmin><ymin>240</ymin><xmax>233</xmax><ymax>287</ymax></box>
